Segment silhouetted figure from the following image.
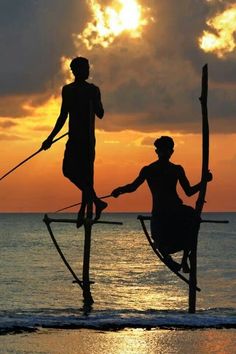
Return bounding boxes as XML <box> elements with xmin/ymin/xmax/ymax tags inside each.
<box><xmin>42</xmin><ymin>57</ymin><xmax>107</xmax><ymax>226</ymax></box>
<box><xmin>112</xmin><ymin>136</ymin><xmax>212</xmax><ymax>272</ymax></box>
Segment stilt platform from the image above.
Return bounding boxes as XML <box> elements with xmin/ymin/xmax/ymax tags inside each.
<box><xmin>43</xmin><ymin>213</ymin><xmax>123</xmax><ymax>308</ymax></box>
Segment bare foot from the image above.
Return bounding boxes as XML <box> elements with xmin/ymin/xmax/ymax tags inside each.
<box><xmin>77</xmin><ymin>210</ymin><xmax>85</xmax><ymax>228</ymax></box>
<box><xmin>94</xmin><ymin>200</ymin><xmax>108</xmax><ymax>221</ymax></box>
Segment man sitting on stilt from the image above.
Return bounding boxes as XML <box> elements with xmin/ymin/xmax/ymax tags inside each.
<box><xmin>42</xmin><ymin>57</ymin><xmax>107</xmax><ymax>226</ymax></box>
<box><xmin>112</xmin><ymin>136</ymin><xmax>212</xmax><ymax>272</ymax></box>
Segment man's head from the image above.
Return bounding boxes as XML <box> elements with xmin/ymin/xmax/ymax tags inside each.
<box><xmin>154</xmin><ymin>136</ymin><xmax>174</xmax><ymax>161</ymax></box>
<box><xmin>70</xmin><ymin>57</ymin><xmax>89</xmax><ymax>80</ymax></box>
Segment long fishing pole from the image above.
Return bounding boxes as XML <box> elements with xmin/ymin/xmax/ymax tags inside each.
<box><xmin>0</xmin><ymin>132</ymin><xmax>68</xmax><ymax>182</ymax></box>
<box><xmin>55</xmin><ymin>194</ymin><xmax>113</xmax><ymax>213</ymax></box>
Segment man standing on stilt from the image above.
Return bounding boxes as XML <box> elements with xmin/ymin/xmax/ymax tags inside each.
<box><xmin>42</xmin><ymin>57</ymin><xmax>107</xmax><ymax>227</ymax></box>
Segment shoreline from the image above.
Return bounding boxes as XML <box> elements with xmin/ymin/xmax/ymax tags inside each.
<box><xmin>1</xmin><ymin>328</ymin><xmax>236</xmax><ymax>354</ymax></box>
<box><xmin>2</xmin><ymin>322</ymin><xmax>236</xmax><ymax>336</ymax></box>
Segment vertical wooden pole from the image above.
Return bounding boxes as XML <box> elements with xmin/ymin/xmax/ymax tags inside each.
<box><xmin>188</xmin><ymin>235</ymin><xmax>198</xmax><ymax>313</ymax></box>
<box><xmin>82</xmin><ymin>201</ymin><xmax>94</xmax><ymax>306</ymax></box>
<box><xmin>188</xmin><ymin>64</ymin><xmax>209</xmax><ymax>313</ymax></box>
<box><xmin>82</xmin><ymin>98</ymin><xmax>95</xmax><ymax>307</ymax></box>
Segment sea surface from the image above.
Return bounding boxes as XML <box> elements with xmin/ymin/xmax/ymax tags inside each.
<box><xmin>0</xmin><ymin>212</ymin><xmax>235</xmax><ymax>335</ymax></box>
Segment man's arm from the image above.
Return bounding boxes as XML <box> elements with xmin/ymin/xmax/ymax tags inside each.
<box><xmin>178</xmin><ymin>165</ymin><xmax>212</xmax><ymax>197</ymax></box>
<box><xmin>112</xmin><ymin>168</ymin><xmax>146</xmax><ymax>197</ymax></box>
<box><xmin>41</xmin><ymin>87</ymin><xmax>68</xmax><ymax>150</ymax></box>
<box><xmin>92</xmin><ymin>85</ymin><xmax>104</xmax><ymax>119</ymax></box>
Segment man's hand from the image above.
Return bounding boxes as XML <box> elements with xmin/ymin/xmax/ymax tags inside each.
<box><xmin>207</xmin><ymin>170</ymin><xmax>213</xmax><ymax>182</ymax></box>
<box><xmin>41</xmin><ymin>138</ymin><xmax>53</xmax><ymax>150</ymax></box>
<box><xmin>111</xmin><ymin>187</ymin><xmax>124</xmax><ymax>198</ymax></box>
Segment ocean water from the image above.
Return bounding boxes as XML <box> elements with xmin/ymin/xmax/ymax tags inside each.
<box><xmin>0</xmin><ymin>212</ymin><xmax>235</xmax><ymax>334</ymax></box>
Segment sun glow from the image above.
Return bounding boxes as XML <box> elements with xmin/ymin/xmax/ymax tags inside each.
<box><xmin>199</xmin><ymin>4</ymin><xmax>236</xmax><ymax>58</ymax></box>
<box><xmin>77</xmin><ymin>0</ymin><xmax>150</xmax><ymax>49</ymax></box>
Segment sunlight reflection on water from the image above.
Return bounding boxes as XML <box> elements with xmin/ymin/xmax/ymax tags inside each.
<box><xmin>0</xmin><ymin>213</ymin><xmax>235</xmax><ymax>313</ymax></box>
<box><xmin>0</xmin><ymin>328</ymin><xmax>236</xmax><ymax>354</ymax></box>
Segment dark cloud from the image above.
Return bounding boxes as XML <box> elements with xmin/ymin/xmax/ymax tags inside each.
<box><xmin>0</xmin><ymin>0</ymin><xmax>236</xmax><ymax>133</ymax></box>
<box><xmin>94</xmin><ymin>0</ymin><xmax>236</xmax><ymax>133</ymax></box>
<box><xmin>105</xmin><ymin>78</ymin><xmax>173</xmax><ymax>114</ymax></box>
<box><xmin>0</xmin><ymin>0</ymin><xmax>88</xmax><ymax>97</ymax></box>
<box><xmin>0</xmin><ymin>93</ymin><xmax>52</xmax><ymax>117</ymax></box>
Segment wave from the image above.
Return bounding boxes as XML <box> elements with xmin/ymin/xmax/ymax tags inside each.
<box><xmin>1</xmin><ymin>308</ymin><xmax>235</xmax><ymax>335</ymax></box>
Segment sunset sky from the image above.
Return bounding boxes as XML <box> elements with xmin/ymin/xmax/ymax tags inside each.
<box><xmin>0</xmin><ymin>0</ymin><xmax>236</xmax><ymax>212</ymax></box>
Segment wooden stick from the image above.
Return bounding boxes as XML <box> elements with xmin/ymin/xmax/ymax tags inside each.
<box><xmin>137</xmin><ymin>215</ymin><xmax>228</xmax><ymax>224</ymax></box>
<box><xmin>43</xmin><ymin>216</ymin><xmax>123</xmax><ymax>225</ymax></box>
<box><xmin>43</xmin><ymin>214</ymin><xmax>83</xmax><ymax>289</ymax></box>
<box><xmin>201</xmin><ymin>219</ymin><xmax>229</xmax><ymax>224</ymax></box>
<box><xmin>82</xmin><ymin>99</ymin><xmax>95</xmax><ymax>307</ymax></box>
<box><xmin>189</xmin><ymin>64</ymin><xmax>209</xmax><ymax>314</ymax></box>
<box><xmin>82</xmin><ymin>205</ymin><xmax>94</xmax><ymax>306</ymax></box>
<box><xmin>54</xmin><ymin>194</ymin><xmax>112</xmax><ymax>213</ymax></box>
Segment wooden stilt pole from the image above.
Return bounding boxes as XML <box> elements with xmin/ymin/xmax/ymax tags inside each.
<box><xmin>188</xmin><ymin>64</ymin><xmax>209</xmax><ymax>313</ymax></box>
<box><xmin>43</xmin><ymin>214</ymin><xmax>122</xmax><ymax>305</ymax></box>
<box><xmin>82</xmin><ymin>98</ymin><xmax>95</xmax><ymax>307</ymax></box>
<box><xmin>82</xmin><ymin>201</ymin><xmax>94</xmax><ymax>306</ymax></box>
<box><xmin>188</xmin><ymin>237</ymin><xmax>198</xmax><ymax>313</ymax></box>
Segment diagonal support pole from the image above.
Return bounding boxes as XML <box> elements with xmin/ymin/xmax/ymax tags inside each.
<box><xmin>43</xmin><ymin>214</ymin><xmax>83</xmax><ymax>289</ymax></box>
<box><xmin>43</xmin><ymin>214</ymin><xmax>123</xmax><ymax>299</ymax></box>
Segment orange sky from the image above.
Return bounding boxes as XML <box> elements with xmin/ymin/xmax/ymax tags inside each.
<box><xmin>0</xmin><ymin>128</ymin><xmax>235</xmax><ymax>212</ymax></box>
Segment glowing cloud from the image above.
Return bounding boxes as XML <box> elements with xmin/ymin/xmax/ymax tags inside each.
<box><xmin>61</xmin><ymin>56</ymin><xmax>74</xmax><ymax>83</ymax></box>
<box><xmin>77</xmin><ymin>0</ymin><xmax>151</xmax><ymax>49</ymax></box>
<box><xmin>199</xmin><ymin>4</ymin><xmax>236</xmax><ymax>58</ymax></box>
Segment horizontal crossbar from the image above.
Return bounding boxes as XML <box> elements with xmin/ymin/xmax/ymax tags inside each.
<box><xmin>72</xmin><ymin>280</ymin><xmax>95</xmax><ymax>285</ymax></box>
<box><xmin>138</xmin><ymin>215</ymin><xmax>229</xmax><ymax>224</ymax></box>
<box><xmin>43</xmin><ymin>214</ymin><xmax>123</xmax><ymax>226</ymax></box>
<box><xmin>201</xmin><ymin>219</ymin><xmax>229</xmax><ymax>224</ymax></box>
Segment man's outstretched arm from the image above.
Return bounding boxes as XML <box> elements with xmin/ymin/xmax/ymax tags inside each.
<box><xmin>112</xmin><ymin>168</ymin><xmax>146</xmax><ymax>198</ymax></box>
<box><xmin>42</xmin><ymin>87</ymin><xmax>68</xmax><ymax>150</ymax></box>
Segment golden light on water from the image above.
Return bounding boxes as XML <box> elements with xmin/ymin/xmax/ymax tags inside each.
<box><xmin>199</xmin><ymin>4</ymin><xmax>236</xmax><ymax>58</ymax></box>
<box><xmin>77</xmin><ymin>0</ymin><xmax>150</xmax><ymax>49</ymax></box>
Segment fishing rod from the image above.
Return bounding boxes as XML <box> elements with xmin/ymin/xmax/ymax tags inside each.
<box><xmin>0</xmin><ymin>132</ymin><xmax>68</xmax><ymax>182</ymax></box>
<box><xmin>55</xmin><ymin>194</ymin><xmax>113</xmax><ymax>213</ymax></box>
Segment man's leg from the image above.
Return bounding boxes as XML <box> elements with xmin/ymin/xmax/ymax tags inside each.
<box><xmin>83</xmin><ymin>185</ymin><xmax>107</xmax><ymax>221</ymax></box>
<box><xmin>76</xmin><ymin>179</ymin><xmax>108</xmax><ymax>222</ymax></box>
<box><xmin>93</xmin><ymin>194</ymin><xmax>108</xmax><ymax>220</ymax></box>
<box><xmin>180</xmin><ymin>207</ymin><xmax>199</xmax><ymax>273</ymax></box>
<box><xmin>63</xmin><ymin>172</ymin><xmax>88</xmax><ymax>227</ymax></box>
<box><xmin>64</xmin><ymin>168</ymin><xmax>107</xmax><ymax>223</ymax></box>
